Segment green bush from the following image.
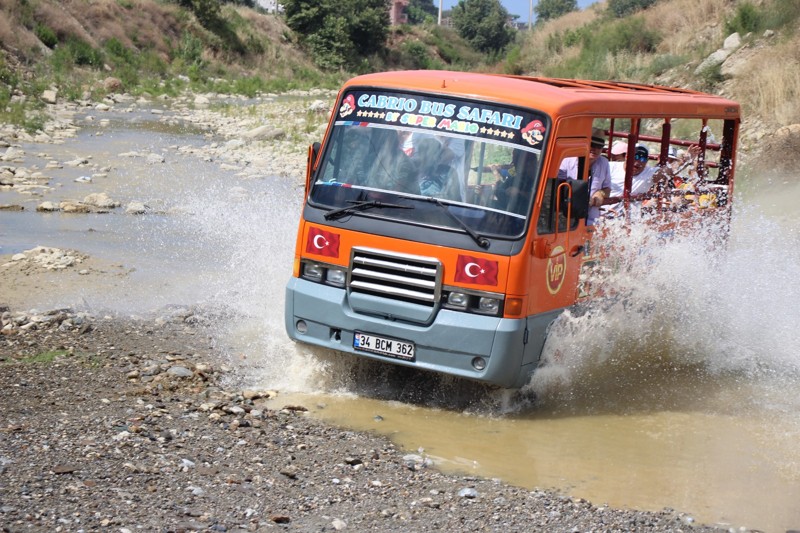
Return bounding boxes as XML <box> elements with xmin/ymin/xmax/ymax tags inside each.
<box><xmin>540</xmin><ymin>17</ymin><xmax>659</xmax><ymax>79</ymax></box>
<box><xmin>765</xmin><ymin>0</ymin><xmax>800</xmax><ymax>29</ymax></box>
<box><xmin>546</xmin><ymin>31</ymin><xmax>563</xmax><ymax>54</ymax></box>
<box><xmin>647</xmin><ymin>54</ymin><xmax>686</xmax><ymax>76</ymax></box>
<box><xmin>402</xmin><ymin>40</ymin><xmax>435</xmax><ymax>69</ymax></box>
<box><xmin>724</xmin><ymin>1</ymin><xmax>762</xmax><ymax>35</ymax></box>
<box><xmin>68</xmin><ymin>40</ymin><xmax>104</xmax><ymax>67</ymax></box>
<box><xmin>696</xmin><ymin>62</ymin><xmax>724</xmax><ymax>91</ymax></box>
<box><xmin>34</xmin><ymin>24</ymin><xmax>58</xmax><ymax>49</ymax></box>
<box><xmin>104</xmin><ymin>38</ymin><xmax>136</xmax><ymax>67</ymax></box>
<box><xmin>427</xmin><ymin>26</ymin><xmax>476</xmax><ymax>66</ymax></box>
<box><xmin>451</xmin><ymin>0</ymin><xmax>514</xmax><ymax>54</ymax></box>
<box><xmin>0</xmin><ymin>57</ymin><xmax>18</xmax><ymax>87</ymax></box>
<box><xmin>177</xmin><ymin>32</ymin><xmax>205</xmax><ymax>65</ymax></box>
<box><xmin>502</xmin><ymin>44</ymin><xmax>524</xmax><ymax>75</ymax></box>
<box><xmin>50</xmin><ymin>39</ymin><xmax>104</xmax><ymax>72</ymax></box>
<box><xmin>607</xmin><ymin>0</ymin><xmax>656</xmax><ymax>18</ymax></box>
<box><xmin>593</xmin><ymin>16</ymin><xmax>659</xmax><ymax>54</ymax></box>
<box><xmin>535</xmin><ymin>0</ymin><xmax>577</xmax><ymax>22</ymax></box>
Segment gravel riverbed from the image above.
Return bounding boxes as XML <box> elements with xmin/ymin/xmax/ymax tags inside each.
<box><xmin>0</xmin><ymin>308</ymin><xmax>728</xmax><ymax>533</ymax></box>
<box><xmin>1</xmin><ymin>89</ymin><xmax>737</xmax><ymax>532</ymax></box>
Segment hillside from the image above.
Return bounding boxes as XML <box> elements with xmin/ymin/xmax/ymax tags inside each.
<box><xmin>1</xmin><ymin>0</ymin><xmax>798</xmax><ymax>170</ymax></box>
<box><xmin>515</xmin><ymin>0</ymin><xmax>800</xmax><ymax>172</ymax></box>
<box><xmin>0</xmin><ymin>0</ymin><xmax>322</xmax><ymax>87</ymax></box>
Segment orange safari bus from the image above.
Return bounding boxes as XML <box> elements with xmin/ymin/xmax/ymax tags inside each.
<box><xmin>284</xmin><ymin>70</ymin><xmax>740</xmax><ymax>388</ymax></box>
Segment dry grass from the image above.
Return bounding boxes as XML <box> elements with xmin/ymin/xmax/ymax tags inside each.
<box><xmin>645</xmin><ymin>0</ymin><xmax>734</xmax><ymax>56</ymax></box>
<box><xmin>520</xmin><ymin>5</ymin><xmax>603</xmax><ymax>73</ymax></box>
<box><xmin>0</xmin><ymin>0</ymin><xmax>43</xmax><ymax>59</ymax></box>
<box><xmin>731</xmin><ymin>37</ymin><xmax>800</xmax><ymax>125</ymax></box>
<box><xmin>58</xmin><ymin>0</ymin><xmax>184</xmax><ymax>56</ymax></box>
<box><xmin>35</xmin><ymin>1</ymin><xmax>98</xmax><ymax>46</ymax></box>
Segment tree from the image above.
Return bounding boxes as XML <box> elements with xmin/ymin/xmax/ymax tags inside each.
<box><xmin>283</xmin><ymin>0</ymin><xmax>390</xmax><ymax>69</ymax></box>
<box><xmin>407</xmin><ymin>0</ymin><xmax>438</xmax><ymax>24</ymax></box>
<box><xmin>451</xmin><ymin>0</ymin><xmax>514</xmax><ymax>55</ymax></box>
<box><xmin>534</xmin><ymin>0</ymin><xmax>577</xmax><ymax>22</ymax></box>
<box><xmin>607</xmin><ymin>0</ymin><xmax>657</xmax><ymax>18</ymax></box>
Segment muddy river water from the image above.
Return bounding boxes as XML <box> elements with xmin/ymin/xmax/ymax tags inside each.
<box><xmin>2</xmin><ymin>105</ymin><xmax>799</xmax><ymax>532</ymax></box>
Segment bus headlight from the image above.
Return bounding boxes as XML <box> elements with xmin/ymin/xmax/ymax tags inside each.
<box><xmin>301</xmin><ymin>261</ymin><xmax>348</xmax><ymax>287</ymax></box>
<box><xmin>302</xmin><ymin>262</ymin><xmax>324</xmax><ymax>282</ymax></box>
<box><xmin>446</xmin><ymin>292</ymin><xmax>468</xmax><ymax>310</ymax></box>
<box><xmin>443</xmin><ymin>289</ymin><xmax>503</xmax><ymax>316</ymax></box>
<box><xmin>326</xmin><ymin>267</ymin><xmax>346</xmax><ymax>287</ymax></box>
<box><xmin>477</xmin><ymin>297</ymin><xmax>500</xmax><ymax>315</ymax></box>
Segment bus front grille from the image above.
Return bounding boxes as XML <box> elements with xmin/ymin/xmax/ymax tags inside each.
<box><xmin>348</xmin><ymin>248</ymin><xmax>442</xmax><ymax>307</ymax></box>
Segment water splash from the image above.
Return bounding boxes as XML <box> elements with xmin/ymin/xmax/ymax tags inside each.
<box><xmin>526</xmin><ymin>203</ymin><xmax>800</xmax><ymax>414</ymax></box>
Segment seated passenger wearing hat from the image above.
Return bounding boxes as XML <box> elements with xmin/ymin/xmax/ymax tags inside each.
<box><xmin>608</xmin><ymin>144</ymin><xmax>658</xmax><ymax>198</ymax></box>
<box><xmin>609</xmin><ymin>140</ymin><xmax>628</xmax><ymax>162</ymax></box>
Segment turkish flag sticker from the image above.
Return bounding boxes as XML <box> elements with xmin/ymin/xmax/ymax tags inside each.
<box><xmin>305</xmin><ymin>227</ymin><xmax>340</xmax><ymax>258</ymax></box>
<box><xmin>454</xmin><ymin>254</ymin><xmax>498</xmax><ymax>286</ymax></box>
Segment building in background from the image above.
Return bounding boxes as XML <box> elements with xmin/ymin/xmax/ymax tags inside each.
<box><xmin>256</xmin><ymin>0</ymin><xmax>281</xmax><ymax>14</ymax></box>
<box><xmin>389</xmin><ymin>0</ymin><xmax>409</xmax><ymax>25</ymax></box>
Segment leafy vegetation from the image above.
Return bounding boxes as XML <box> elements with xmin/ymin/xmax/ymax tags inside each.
<box><xmin>407</xmin><ymin>0</ymin><xmax>439</xmax><ymax>24</ymax></box>
<box><xmin>606</xmin><ymin>0</ymin><xmax>656</xmax><ymax>18</ymax></box>
<box><xmin>535</xmin><ymin>0</ymin><xmax>577</xmax><ymax>23</ymax></box>
<box><xmin>451</xmin><ymin>0</ymin><xmax>514</xmax><ymax>54</ymax></box>
<box><xmin>283</xmin><ymin>0</ymin><xmax>390</xmax><ymax>69</ymax></box>
<box><xmin>18</xmin><ymin>350</ymin><xmax>70</xmax><ymax>364</ymax></box>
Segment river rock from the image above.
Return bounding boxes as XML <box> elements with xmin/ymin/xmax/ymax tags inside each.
<box><xmin>41</xmin><ymin>89</ymin><xmax>58</xmax><ymax>105</ymax></box>
<box><xmin>242</xmin><ymin>125</ymin><xmax>285</xmax><ymax>141</ymax></box>
<box><xmin>36</xmin><ymin>201</ymin><xmax>60</xmax><ymax>212</ymax></box>
<box><xmin>125</xmin><ymin>201</ymin><xmax>150</xmax><ymax>214</ymax></box>
<box><xmin>2</xmin><ymin>147</ymin><xmax>25</xmax><ymax>161</ymax></box>
<box><xmin>103</xmin><ymin>77</ymin><xmax>124</xmax><ymax>92</ymax></box>
<box><xmin>83</xmin><ymin>192</ymin><xmax>120</xmax><ymax>209</ymax></box>
<box><xmin>166</xmin><ymin>366</ymin><xmax>193</xmax><ymax>378</ymax></box>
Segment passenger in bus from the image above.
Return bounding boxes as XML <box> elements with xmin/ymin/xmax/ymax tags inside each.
<box><xmin>660</xmin><ymin>145</ymin><xmax>722</xmax><ymax>210</ymax></box>
<box><xmin>494</xmin><ymin>149</ymin><xmax>538</xmax><ymax>215</ymax></box>
<box><xmin>412</xmin><ymin>137</ymin><xmax>460</xmax><ymax>199</ymax></box>
<box><xmin>367</xmin><ymin>129</ymin><xmax>418</xmax><ymax>194</ymax></box>
<box><xmin>336</xmin><ymin>127</ymin><xmax>372</xmax><ymax>185</ymax></box>
<box><xmin>602</xmin><ymin>144</ymin><xmax>663</xmax><ymax>216</ymax></box>
<box><xmin>609</xmin><ymin>140</ymin><xmax>628</xmax><ymax>162</ymax></box>
<box><xmin>558</xmin><ymin>130</ymin><xmax>611</xmax><ymax>225</ymax></box>
<box><xmin>608</xmin><ymin>144</ymin><xmax>657</xmax><ymax>197</ymax></box>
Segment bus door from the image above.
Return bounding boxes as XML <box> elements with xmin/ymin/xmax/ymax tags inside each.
<box><xmin>530</xmin><ymin>140</ymin><xmax>590</xmax><ymax>315</ymax></box>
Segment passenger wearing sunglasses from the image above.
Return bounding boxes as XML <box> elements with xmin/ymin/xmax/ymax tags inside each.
<box><xmin>602</xmin><ymin>144</ymin><xmax>659</xmax><ymax>216</ymax></box>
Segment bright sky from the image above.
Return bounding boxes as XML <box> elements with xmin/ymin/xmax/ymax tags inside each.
<box><xmin>439</xmin><ymin>0</ymin><xmax>599</xmax><ymax>22</ymax></box>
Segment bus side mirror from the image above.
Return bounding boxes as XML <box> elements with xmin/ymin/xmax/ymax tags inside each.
<box><xmin>305</xmin><ymin>142</ymin><xmax>321</xmax><ymax>193</ymax></box>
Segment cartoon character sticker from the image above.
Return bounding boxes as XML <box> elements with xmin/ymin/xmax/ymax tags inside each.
<box><xmin>339</xmin><ymin>94</ymin><xmax>356</xmax><ymax>118</ymax></box>
<box><xmin>521</xmin><ymin>120</ymin><xmax>545</xmax><ymax>146</ymax></box>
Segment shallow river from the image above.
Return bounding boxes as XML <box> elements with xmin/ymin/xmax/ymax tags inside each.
<box><xmin>2</xmin><ymin>106</ymin><xmax>799</xmax><ymax>532</ymax></box>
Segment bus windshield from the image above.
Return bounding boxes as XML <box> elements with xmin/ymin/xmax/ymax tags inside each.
<box><xmin>309</xmin><ymin>90</ymin><xmax>548</xmax><ymax>239</ymax></box>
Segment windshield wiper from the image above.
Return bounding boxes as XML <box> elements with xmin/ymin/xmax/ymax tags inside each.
<box><xmin>423</xmin><ymin>197</ymin><xmax>490</xmax><ymax>249</ymax></box>
<box><xmin>324</xmin><ymin>200</ymin><xmax>413</xmax><ymax>221</ymax></box>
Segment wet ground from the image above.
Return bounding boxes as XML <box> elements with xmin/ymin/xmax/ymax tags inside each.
<box><xmin>2</xmin><ymin>106</ymin><xmax>799</xmax><ymax>532</ymax></box>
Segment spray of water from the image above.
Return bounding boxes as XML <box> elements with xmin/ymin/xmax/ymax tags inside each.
<box><xmin>178</xmin><ymin>164</ymin><xmax>800</xmax><ymax>423</ymax></box>
<box><xmin>524</xmin><ymin>203</ymin><xmax>800</xmax><ymax>415</ymax></box>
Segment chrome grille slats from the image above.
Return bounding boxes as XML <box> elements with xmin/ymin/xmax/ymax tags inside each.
<box><xmin>348</xmin><ymin>248</ymin><xmax>442</xmax><ymax>306</ymax></box>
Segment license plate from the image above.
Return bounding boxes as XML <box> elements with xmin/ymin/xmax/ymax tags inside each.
<box><xmin>353</xmin><ymin>331</ymin><xmax>415</xmax><ymax>361</ymax></box>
